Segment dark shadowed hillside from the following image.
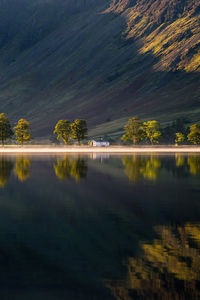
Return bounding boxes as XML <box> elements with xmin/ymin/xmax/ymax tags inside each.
<box><xmin>0</xmin><ymin>0</ymin><xmax>199</xmax><ymax>138</ymax></box>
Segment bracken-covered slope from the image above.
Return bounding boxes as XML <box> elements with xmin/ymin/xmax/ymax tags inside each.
<box><xmin>0</xmin><ymin>0</ymin><xmax>199</xmax><ymax>138</ymax></box>
<box><xmin>107</xmin><ymin>0</ymin><xmax>200</xmax><ymax>72</ymax></box>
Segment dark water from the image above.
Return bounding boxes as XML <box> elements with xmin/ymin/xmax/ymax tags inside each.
<box><xmin>0</xmin><ymin>153</ymin><xmax>200</xmax><ymax>300</ymax></box>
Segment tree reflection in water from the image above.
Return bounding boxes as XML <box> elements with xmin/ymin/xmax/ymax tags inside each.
<box><xmin>14</xmin><ymin>156</ymin><xmax>31</xmax><ymax>182</ymax></box>
<box><xmin>122</xmin><ymin>155</ymin><xmax>161</xmax><ymax>182</ymax></box>
<box><xmin>54</xmin><ymin>157</ymin><xmax>71</xmax><ymax>180</ymax></box>
<box><xmin>175</xmin><ymin>153</ymin><xmax>185</xmax><ymax>167</ymax></box>
<box><xmin>188</xmin><ymin>155</ymin><xmax>200</xmax><ymax>175</ymax></box>
<box><xmin>54</xmin><ymin>156</ymin><xmax>88</xmax><ymax>182</ymax></box>
<box><xmin>107</xmin><ymin>223</ymin><xmax>200</xmax><ymax>299</ymax></box>
<box><xmin>0</xmin><ymin>156</ymin><xmax>13</xmax><ymax>187</ymax></box>
<box><xmin>70</xmin><ymin>158</ymin><xmax>88</xmax><ymax>181</ymax></box>
<box><xmin>0</xmin><ymin>154</ymin><xmax>199</xmax><ymax>188</ymax></box>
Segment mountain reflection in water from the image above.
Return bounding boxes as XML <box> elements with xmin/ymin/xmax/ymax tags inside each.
<box><xmin>0</xmin><ymin>154</ymin><xmax>199</xmax><ymax>299</ymax></box>
<box><xmin>107</xmin><ymin>223</ymin><xmax>200</xmax><ymax>299</ymax></box>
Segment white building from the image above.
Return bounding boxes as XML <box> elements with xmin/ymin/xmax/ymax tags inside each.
<box><xmin>91</xmin><ymin>140</ymin><xmax>110</xmax><ymax>147</ymax></box>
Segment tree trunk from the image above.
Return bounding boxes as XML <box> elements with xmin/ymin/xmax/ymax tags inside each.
<box><xmin>132</xmin><ymin>137</ymin><xmax>136</xmax><ymax>145</ymax></box>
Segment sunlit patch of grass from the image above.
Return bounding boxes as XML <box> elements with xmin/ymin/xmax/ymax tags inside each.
<box><xmin>138</xmin><ymin>16</ymin><xmax>200</xmax><ymax>71</ymax></box>
<box><xmin>108</xmin><ymin>1</ymin><xmax>200</xmax><ymax>72</ymax></box>
<box><xmin>185</xmin><ymin>50</ymin><xmax>200</xmax><ymax>72</ymax></box>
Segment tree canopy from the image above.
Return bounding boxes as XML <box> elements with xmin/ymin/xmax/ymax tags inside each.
<box><xmin>0</xmin><ymin>113</ymin><xmax>13</xmax><ymax>145</ymax></box>
<box><xmin>54</xmin><ymin>120</ymin><xmax>71</xmax><ymax>144</ymax></box>
<box><xmin>14</xmin><ymin>119</ymin><xmax>32</xmax><ymax>145</ymax></box>
<box><xmin>143</xmin><ymin>120</ymin><xmax>162</xmax><ymax>144</ymax></box>
<box><xmin>175</xmin><ymin>132</ymin><xmax>185</xmax><ymax>145</ymax></box>
<box><xmin>71</xmin><ymin>119</ymin><xmax>88</xmax><ymax>145</ymax></box>
<box><xmin>121</xmin><ymin>117</ymin><xmax>145</xmax><ymax>144</ymax></box>
<box><xmin>187</xmin><ymin>124</ymin><xmax>200</xmax><ymax>145</ymax></box>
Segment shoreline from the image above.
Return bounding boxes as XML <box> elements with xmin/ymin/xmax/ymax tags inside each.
<box><xmin>0</xmin><ymin>146</ymin><xmax>199</xmax><ymax>153</ymax></box>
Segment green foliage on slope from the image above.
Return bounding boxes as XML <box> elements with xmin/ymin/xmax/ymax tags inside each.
<box><xmin>0</xmin><ymin>0</ymin><xmax>199</xmax><ymax>138</ymax></box>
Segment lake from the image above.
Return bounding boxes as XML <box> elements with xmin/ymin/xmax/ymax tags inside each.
<box><xmin>0</xmin><ymin>153</ymin><xmax>200</xmax><ymax>299</ymax></box>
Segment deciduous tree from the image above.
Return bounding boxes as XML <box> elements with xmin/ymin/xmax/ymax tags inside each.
<box><xmin>54</xmin><ymin>120</ymin><xmax>71</xmax><ymax>144</ymax></box>
<box><xmin>0</xmin><ymin>113</ymin><xmax>13</xmax><ymax>145</ymax></box>
<box><xmin>14</xmin><ymin>119</ymin><xmax>32</xmax><ymax>145</ymax></box>
<box><xmin>71</xmin><ymin>119</ymin><xmax>88</xmax><ymax>145</ymax></box>
<box><xmin>143</xmin><ymin>120</ymin><xmax>162</xmax><ymax>144</ymax></box>
<box><xmin>175</xmin><ymin>132</ymin><xmax>185</xmax><ymax>145</ymax></box>
<box><xmin>187</xmin><ymin>124</ymin><xmax>200</xmax><ymax>145</ymax></box>
<box><xmin>121</xmin><ymin>117</ymin><xmax>145</xmax><ymax>144</ymax></box>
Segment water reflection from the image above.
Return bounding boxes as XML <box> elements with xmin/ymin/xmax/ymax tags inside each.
<box><xmin>175</xmin><ymin>153</ymin><xmax>185</xmax><ymax>167</ymax></box>
<box><xmin>0</xmin><ymin>157</ymin><xmax>13</xmax><ymax>187</ymax></box>
<box><xmin>122</xmin><ymin>154</ymin><xmax>200</xmax><ymax>182</ymax></box>
<box><xmin>0</xmin><ymin>154</ymin><xmax>199</xmax><ymax>187</ymax></box>
<box><xmin>54</xmin><ymin>156</ymin><xmax>88</xmax><ymax>182</ymax></box>
<box><xmin>188</xmin><ymin>155</ymin><xmax>200</xmax><ymax>175</ymax></box>
<box><xmin>122</xmin><ymin>155</ymin><xmax>161</xmax><ymax>182</ymax></box>
<box><xmin>107</xmin><ymin>223</ymin><xmax>200</xmax><ymax>299</ymax></box>
<box><xmin>14</xmin><ymin>156</ymin><xmax>31</xmax><ymax>182</ymax></box>
<box><xmin>54</xmin><ymin>156</ymin><xmax>71</xmax><ymax>179</ymax></box>
<box><xmin>0</xmin><ymin>154</ymin><xmax>199</xmax><ymax>298</ymax></box>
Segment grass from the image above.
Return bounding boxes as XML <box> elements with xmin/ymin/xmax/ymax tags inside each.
<box><xmin>0</xmin><ymin>0</ymin><xmax>199</xmax><ymax>138</ymax></box>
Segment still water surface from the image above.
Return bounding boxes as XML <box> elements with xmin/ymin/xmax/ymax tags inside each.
<box><xmin>0</xmin><ymin>153</ymin><xmax>200</xmax><ymax>299</ymax></box>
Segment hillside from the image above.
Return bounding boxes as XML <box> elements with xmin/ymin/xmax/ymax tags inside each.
<box><xmin>0</xmin><ymin>0</ymin><xmax>199</xmax><ymax>138</ymax></box>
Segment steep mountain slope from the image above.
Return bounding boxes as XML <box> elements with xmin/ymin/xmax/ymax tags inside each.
<box><xmin>0</xmin><ymin>0</ymin><xmax>199</xmax><ymax>138</ymax></box>
<box><xmin>107</xmin><ymin>0</ymin><xmax>200</xmax><ymax>72</ymax></box>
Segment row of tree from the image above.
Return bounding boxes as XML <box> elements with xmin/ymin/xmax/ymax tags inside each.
<box><xmin>0</xmin><ymin>113</ymin><xmax>200</xmax><ymax>145</ymax></box>
<box><xmin>0</xmin><ymin>113</ymin><xmax>88</xmax><ymax>145</ymax></box>
<box><xmin>54</xmin><ymin>119</ymin><xmax>87</xmax><ymax>145</ymax></box>
<box><xmin>0</xmin><ymin>114</ymin><xmax>32</xmax><ymax>145</ymax></box>
<box><xmin>122</xmin><ymin>117</ymin><xmax>200</xmax><ymax>145</ymax></box>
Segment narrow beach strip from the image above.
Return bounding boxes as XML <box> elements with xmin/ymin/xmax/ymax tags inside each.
<box><xmin>0</xmin><ymin>146</ymin><xmax>199</xmax><ymax>153</ymax></box>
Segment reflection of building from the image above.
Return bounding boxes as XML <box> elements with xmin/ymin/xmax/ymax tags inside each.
<box><xmin>106</xmin><ymin>223</ymin><xmax>200</xmax><ymax>299</ymax></box>
<box><xmin>91</xmin><ymin>140</ymin><xmax>110</xmax><ymax>147</ymax></box>
<box><xmin>91</xmin><ymin>153</ymin><xmax>110</xmax><ymax>161</ymax></box>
